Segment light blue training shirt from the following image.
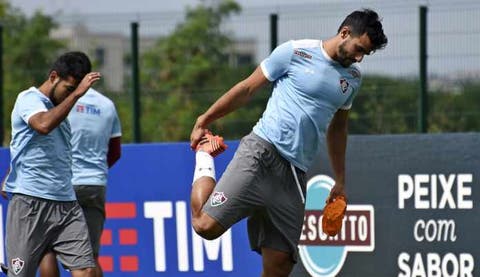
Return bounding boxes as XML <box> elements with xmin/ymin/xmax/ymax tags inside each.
<box><xmin>5</xmin><ymin>87</ymin><xmax>75</xmax><ymax>201</ymax></box>
<box><xmin>253</xmin><ymin>40</ymin><xmax>363</xmax><ymax>172</ymax></box>
<box><xmin>68</xmin><ymin>88</ymin><xmax>122</xmax><ymax>186</ymax></box>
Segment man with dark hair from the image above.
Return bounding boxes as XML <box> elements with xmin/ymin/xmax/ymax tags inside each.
<box><xmin>38</xmin><ymin>87</ymin><xmax>122</xmax><ymax>277</ymax></box>
<box><xmin>2</xmin><ymin>51</ymin><xmax>101</xmax><ymax>277</ymax></box>
<box><xmin>189</xmin><ymin>9</ymin><xmax>387</xmax><ymax>277</ymax></box>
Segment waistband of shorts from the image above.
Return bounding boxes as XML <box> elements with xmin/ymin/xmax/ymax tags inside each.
<box><xmin>248</xmin><ymin>131</ymin><xmax>278</xmax><ymax>153</ymax></box>
<box><xmin>12</xmin><ymin>193</ymin><xmax>77</xmax><ymax>204</ymax></box>
<box><xmin>248</xmin><ymin>132</ymin><xmax>305</xmax><ymax>174</ymax></box>
<box><xmin>247</xmin><ymin>131</ymin><xmax>305</xmax><ymax>173</ymax></box>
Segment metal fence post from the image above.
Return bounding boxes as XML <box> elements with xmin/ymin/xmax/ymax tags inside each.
<box><xmin>418</xmin><ymin>6</ymin><xmax>428</xmax><ymax>133</ymax></box>
<box><xmin>131</xmin><ymin>22</ymin><xmax>141</xmax><ymax>142</ymax></box>
<box><xmin>270</xmin><ymin>13</ymin><xmax>278</xmax><ymax>52</ymax></box>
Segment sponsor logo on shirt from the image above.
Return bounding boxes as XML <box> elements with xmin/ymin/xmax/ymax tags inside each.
<box><xmin>76</xmin><ymin>104</ymin><xmax>101</xmax><ymax>115</ymax></box>
<box><xmin>294</xmin><ymin>50</ymin><xmax>312</xmax><ymax>59</ymax></box>
<box><xmin>304</xmin><ymin>68</ymin><xmax>315</xmax><ymax>75</ymax></box>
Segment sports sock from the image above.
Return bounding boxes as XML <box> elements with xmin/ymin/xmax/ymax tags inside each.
<box><xmin>193</xmin><ymin>151</ymin><xmax>216</xmax><ymax>183</ymax></box>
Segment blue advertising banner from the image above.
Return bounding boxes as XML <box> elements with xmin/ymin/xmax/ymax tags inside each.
<box><xmin>0</xmin><ymin>142</ymin><xmax>263</xmax><ymax>277</ymax></box>
<box><xmin>0</xmin><ymin>132</ymin><xmax>479</xmax><ymax>277</ymax></box>
<box><xmin>291</xmin><ymin>133</ymin><xmax>479</xmax><ymax>277</ymax></box>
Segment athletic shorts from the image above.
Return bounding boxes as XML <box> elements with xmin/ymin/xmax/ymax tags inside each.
<box><xmin>203</xmin><ymin>132</ymin><xmax>306</xmax><ymax>262</ymax></box>
<box><xmin>74</xmin><ymin>185</ymin><xmax>107</xmax><ymax>257</ymax></box>
<box><xmin>6</xmin><ymin>194</ymin><xmax>95</xmax><ymax>276</ymax></box>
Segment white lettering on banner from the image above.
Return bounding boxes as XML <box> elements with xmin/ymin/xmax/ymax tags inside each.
<box><xmin>175</xmin><ymin>202</ymin><xmax>189</xmax><ymax>271</ymax></box>
<box><xmin>192</xmin><ymin>229</ymin><xmax>233</xmax><ymax>271</ymax></box>
<box><xmin>413</xmin><ymin>219</ymin><xmax>457</xmax><ymax>242</ymax></box>
<box><xmin>0</xmin><ymin>205</ymin><xmax>3</xmax><ymax>263</ymax></box>
<box><xmin>398</xmin><ymin>252</ymin><xmax>474</xmax><ymax>277</ymax></box>
<box><xmin>456</xmin><ymin>174</ymin><xmax>473</xmax><ymax>209</ymax></box>
<box><xmin>144</xmin><ymin>201</ymin><xmax>173</xmax><ymax>272</ymax></box>
<box><xmin>301</xmin><ymin>213</ymin><xmax>370</xmax><ymax>243</ymax></box>
<box><xmin>144</xmin><ymin>201</ymin><xmax>233</xmax><ymax>272</ymax></box>
<box><xmin>397</xmin><ymin>174</ymin><xmax>473</xmax><ymax>209</ymax></box>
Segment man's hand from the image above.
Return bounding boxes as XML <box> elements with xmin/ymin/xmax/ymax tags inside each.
<box><xmin>326</xmin><ymin>181</ymin><xmax>346</xmax><ymax>203</ymax></box>
<box><xmin>190</xmin><ymin>121</ymin><xmax>209</xmax><ymax>150</ymax></box>
<box><xmin>73</xmin><ymin>72</ymin><xmax>101</xmax><ymax>98</ymax></box>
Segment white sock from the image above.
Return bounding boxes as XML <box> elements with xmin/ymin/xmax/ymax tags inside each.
<box><xmin>193</xmin><ymin>151</ymin><xmax>216</xmax><ymax>183</ymax></box>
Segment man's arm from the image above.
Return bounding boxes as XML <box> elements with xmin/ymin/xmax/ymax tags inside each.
<box><xmin>107</xmin><ymin>136</ymin><xmax>121</xmax><ymax>168</ymax></box>
<box><xmin>326</xmin><ymin>109</ymin><xmax>349</xmax><ymax>202</ymax></box>
<box><xmin>1</xmin><ymin>167</ymin><xmax>10</xmax><ymax>199</ymax></box>
<box><xmin>190</xmin><ymin>65</ymin><xmax>270</xmax><ymax>149</ymax></box>
<box><xmin>29</xmin><ymin>72</ymin><xmax>100</xmax><ymax>135</ymax></box>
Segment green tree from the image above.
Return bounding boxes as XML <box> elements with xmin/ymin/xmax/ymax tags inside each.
<box><xmin>138</xmin><ymin>0</ymin><xmax>270</xmax><ymax>142</ymax></box>
<box><xmin>0</xmin><ymin>1</ymin><xmax>5</xmax><ymax>16</ymax></box>
<box><xmin>350</xmin><ymin>76</ymin><xmax>419</xmax><ymax>134</ymax></box>
<box><xmin>1</xmin><ymin>4</ymin><xmax>64</xmax><ymax>145</ymax></box>
<box><xmin>429</xmin><ymin>82</ymin><xmax>480</xmax><ymax>132</ymax></box>
<box><xmin>349</xmin><ymin>76</ymin><xmax>480</xmax><ymax>134</ymax></box>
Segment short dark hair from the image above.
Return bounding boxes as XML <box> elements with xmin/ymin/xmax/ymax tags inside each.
<box><xmin>50</xmin><ymin>51</ymin><xmax>92</xmax><ymax>82</ymax></box>
<box><xmin>338</xmin><ymin>9</ymin><xmax>388</xmax><ymax>51</ymax></box>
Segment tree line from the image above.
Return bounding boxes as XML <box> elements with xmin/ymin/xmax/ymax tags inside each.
<box><xmin>1</xmin><ymin>0</ymin><xmax>478</xmax><ymax>145</ymax></box>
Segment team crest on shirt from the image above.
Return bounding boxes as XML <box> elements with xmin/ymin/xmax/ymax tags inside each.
<box><xmin>211</xmin><ymin>191</ymin><xmax>228</xmax><ymax>207</ymax></box>
<box><xmin>339</xmin><ymin>78</ymin><xmax>350</xmax><ymax>93</ymax></box>
<box><xmin>11</xmin><ymin>257</ymin><xmax>25</xmax><ymax>275</ymax></box>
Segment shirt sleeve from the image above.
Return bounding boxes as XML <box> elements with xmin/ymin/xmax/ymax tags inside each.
<box><xmin>340</xmin><ymin>92</ymin><xmax>356</xmax><ymax>110</ymax></box>
<box><xmin>16</xmin><ymin>91</ymin><xmax>49</xmax><ymax>124</ymax></box>
<box><xmin>260</xmin><ymin>40</ymin><xmax>294</xmax><ymax>81</ymax></box>
<box><xmin>340</xmin><ymin>67</ymin><xmax>363</xmax><ymax>110</ymax></box>
<box><xmin>110</xmin><ymin>106</ymin><xmax>122</xmax><ymax>138</ymax></box>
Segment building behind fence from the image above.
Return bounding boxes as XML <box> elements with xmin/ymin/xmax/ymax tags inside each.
<box><xmin>3</xmin><ymin>0</ymin><xmax>480</xmax><ymax>142</ymax></box>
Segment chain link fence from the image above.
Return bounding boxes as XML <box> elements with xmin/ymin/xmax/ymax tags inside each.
<box><xmin>3</xmin><ymin>0</ymin><xmax>480</xmax><ymax>142</ymax></box>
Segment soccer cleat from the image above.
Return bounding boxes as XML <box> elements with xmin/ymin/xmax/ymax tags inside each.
<box><xmin>322</xmin><ymin>195</ymin><xmax>347</xmax><ymax>236</ymax></box>
<box><xmin>196</xmin><ymin>132</ymin><xmax>227</xmax><ymax>157</ymax></box>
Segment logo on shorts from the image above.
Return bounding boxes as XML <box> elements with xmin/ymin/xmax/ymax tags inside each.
<box><xmin>211</xmin><ymin>191</ymin><xmax>228</xmax><ymax>207</ymax></box>
<box><xmin>298</xmin><ymin>175</ymin><xmax>375</xmax><ymax>277</ymax></box>
<box><xmin>11</xmin><ymin>257</ymin><xmax>25</xmax><ymax>275</ymax></box>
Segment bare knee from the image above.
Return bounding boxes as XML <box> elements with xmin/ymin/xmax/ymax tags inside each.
<box><xmin>192</xmin><ymin>213</ymin><xmax>225</xmax><ymax>240</ymax></box>
<box><xmin>39</xmin><ymin>252</ymin><xmax>59</xmax><ymax>277</ymax></box>
<box><xmin>262</xmin><ymin>248</ymin><xmax>293</xmax><ymax>277</ymax></box>
<box><xmin>262</xmin><ymin>262</ymin><xmax>292</xmax><ymax>277</ymax></box>
<box><xmin>71</xmin><ymin>267</ymin><xmax>95</xmax><ymax>277</ymax></box>
<box><xmin>94</xmin><ymin>259</ymin><xmax>104</xmax><ymax>277</ymax></box>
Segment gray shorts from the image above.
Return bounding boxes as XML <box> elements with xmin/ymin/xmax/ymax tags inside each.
<box><xmin>6</xmin><ymin>194</ymin><xmax>95</xmax><ymax>276</ymax></box>
<box><xmin>74</xmin><ymin>185</ymin><xmax>106</xmax><ymax>257</ymax></box>
<box><xmin>203</xmin><ymin>132</ymin><xmax>306</xmax><ymax>262</ymax></box>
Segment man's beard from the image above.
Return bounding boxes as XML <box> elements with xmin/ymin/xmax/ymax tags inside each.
<box><xmin>337</xmin><ymin>42</ymin><xmax>355</xmax><ymax>67</ymax></box>
<box><xmin>49</xmin><ymin>82</ymin><xmax>60</xmax><ymax>106</ymax></box>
